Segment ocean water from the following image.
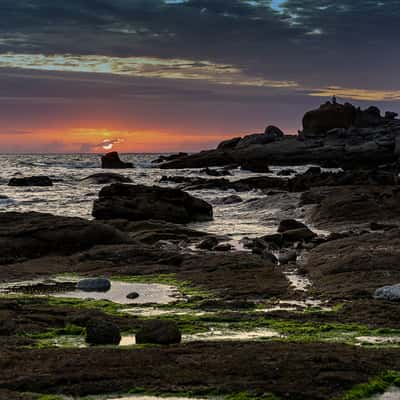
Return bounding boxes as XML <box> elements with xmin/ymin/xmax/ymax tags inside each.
<box><xmin>0</xmin><ymin>154</ymin><xmax>317</xmax><ymax>239</ymax></box>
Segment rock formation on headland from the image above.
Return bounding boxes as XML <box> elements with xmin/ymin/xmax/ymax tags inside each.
<box><xmin>101</xmin><ymin>152</ymin><xmax>134</xmax><ymax>169</ymax></box>
<box><xmin>155</xmin><ymin>101</ymin><xmax>400</xmax><ymax>169</ymax></box>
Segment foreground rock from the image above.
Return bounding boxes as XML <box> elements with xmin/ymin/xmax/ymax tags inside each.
<box><xmin>136</xmin><ymin>320</ymin><xmax>181</xmax><ymax>345</ymax></box>
<box><xmin>76</xmin><ymin>278</ymin><xmax>111</xmax><ymax>292</ymax></box>
<box><xmin>160</xmin><ymin>101</ymin><xmax>400</xmax><ymax>169</ymax></box>
<box><xmin>85</xmin><ymin>318</ymin><xmax>121</xmax><ymax>345</ymax></box>
<box><xmin>101</xmin><ymin>152</ymin><xmax>134</xmax><ymax>169</ymax></box>
<box><xmin>92</xmin><ymin>184</ymin><xmax>213</xmax><ymax>224</ymax></box>
<box><xmin>304</xmin><ymin>229</ymin><xmax>400</xmax><ymax>299</ymax></box>
<box><xmin>0</xmin><ymin>212</ymin><xmax>126</xmax><ymax>265</ymax></box>
<box><xmin>80</xmin><ymin>173</ymin><xmax>132</xmax><ymax>184</ymax></box>
<box><xmin>8</xmin><ymin>176</ymin><xmax>53</xmax><ymax>187</ymax></box>
<box><xmin>305</xmin><ymin>185</ymin><xmax>400</xmax><ymax>229</ymax></box>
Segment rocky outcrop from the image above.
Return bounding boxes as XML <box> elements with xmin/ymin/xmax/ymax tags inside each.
<box><xmin>0</xmin><ymin>212</ymin><xmax>127</xmax><ymax>264</ymax></box>
<box><xmin>160</xmin><ymin>102</ymin><xmax>400</xmax><ymax>170</ymax></box>
<box><xmin>80</xmin><ymin>173</ymin><xmax>132</xmax><ymax>184</ymax></box>
<box><xmin>101</xmin><ymin>152</ymin><xmax>133</xmax><ymax>169</ymax></box>
<box><xmin>92</xmin><ymin>184</ymin><xmax>213</xmax><ymax>223</ymax></box>
<box><xmin>8</xmin><ymin>176</ymin><xmax>53</xmax><ymax>187</ymax></box>
<box><xmin>135</xmin><ymin>320</ymin><xmax>181</xmax><ymax>345</ymax></box>
<box><xmin>151</xmin><ymin>152</ymin><xmax>188</xmax><ymax>164</ymax></box>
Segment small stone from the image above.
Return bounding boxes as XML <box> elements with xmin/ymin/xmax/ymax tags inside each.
<box><xmin>126</xmin><ymin>292</ymin><xmax>140</xmax><ymax>300</ymax></box>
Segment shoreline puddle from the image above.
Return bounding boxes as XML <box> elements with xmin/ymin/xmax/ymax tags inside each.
<box><xmin>0</xmin><ymin>278</ymin><xmax>181</xmax><ymax>305</ymax></box>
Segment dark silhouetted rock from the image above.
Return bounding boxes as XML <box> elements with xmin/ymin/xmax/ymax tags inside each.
<box><xmin>127</xmin><ymin>292</ymin><xmax>140</xmax><ymax>300</ymax></box>
<box><xmin>85</xmin><ymin>318</ymin><xmax>121</xmax><ymax>345</ymax></box>
<box><xmin>277</xmin><ymin>169</ymin><xmax>296</xmax><ymax>176</ymax></box>
<box><xmin>278</xmin><ymin>219</ymin><xmax>308</xmax><ymax>233</ymax></box>
<box><xmin>264</xmin><ymin>125</ymin><xmax>284</xmax><ymax>139</ymax></box>
<box><xmin>76</xmin><ymin>278</ymin><xmax>111</xmax><ymax>292</ymax></box>
<box><xmin>200</xmin><ymin>167</ymin><xmax>232</xmax><ymax>177</ymax></box>
<box><xmin>240</xmin><ymin>159</ymin><xmax>270</xmax><ymax>173</ymax></box>
<box><xmin>214</xmin><ymin>243</ymin><xmax>232</xmax><ymax>252</ymax></box>
<box><xmin>136</xmin><ymin>320</ymin><xmax>181</xmax><ymax>345</ymax></box>
<box><xmin>92</xmin><ymin>184</ymin><xmax>213</xmax><ymax>224</ymax></box>
<box><xmin>217</xmin><ymin>137</ymin><xmax>241</xmax><ymax>150</ymax></box>
<box><xmin>282</xmin><ymin>227</ymin><xmax>316</xmax><ymax>242</ymax></box>
<box><xmin>8</xmin><ymin>176</ymin><xmax>53</xmax><ymax>187</ymax></box>
<box><xmin>385</xmin><ymin>111</ymin><xmax>398</xmax><ymax>120</ymax></box>
<box><xmin>152</xmin><ymin>153</ymin><xmax>188</xmax><ymax>164</ymax></box>
<box><xmin>101</xmin><ymin>152</ymin><xmax>133</xmax><ymax>169</ymax></box>
<box><xmin>81</xmin><ymin>173</ymin><xmax>132</xmax><ymax>184</ymax></box>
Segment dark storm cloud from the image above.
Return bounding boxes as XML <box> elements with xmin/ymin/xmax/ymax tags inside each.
<box><xmin>1</xmin><ymin>0</ymin><xmax>399</xmax><ymax>91</ymax></box>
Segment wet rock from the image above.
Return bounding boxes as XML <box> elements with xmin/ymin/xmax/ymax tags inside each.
<box><xmin>278</xmin><ymin>219</ymin><xmax>308</xmax><ymax>233</ymax></box>
<box><xmin>260</xmin><ymin>251</ymin><xmax>278</xmax><ymax>264</ymax></box>
<box><xmin>92</xmin><ymin>184</ymin><xmax>213</xmax><ymax>224</ymax></box>
<box><xmin>279</xmin><ymin>250</ymin><xmax>297</xmax><ymax>264</ymax></box>
<box><xmin>0</xmin><ymin>212</ymin><xmax>127</xmax><ymax>265</ymax></box>
<box><xmin>385</xmin><ymin>111</ymin><xmax>398</xmax><ymax>120</ymax></box>
<box><xmin>282</xmin><ymin>227</ymin><xmax>317</xmax><ymax>243</ymax></box>
<box><xmin>259</xmin><ymin>233</ymin><xmax>284</xmax><ymax>247</ymax></box>
<box><xmin>81</xmin><ymin>173</ymin><xmax>132</xmax><ymax>184</ymax></box>
<box><xmin>8</xmin><ymin>176</ymin><xmax>53</xmax><ymax>187</ymax></box>
<box><xmin>240</xmin><ymin>159</ymin><xmax>270</xmax><ymax>173</ymax></box>
<box><xmin>76</xmin><ymin>278</ymin><xmax>111</xmax><ymax>292</ymax></box>
<box><xmin>200</xmin><ymin>167</ymin><xmax>232</xmax><ymax>177</ymax></box>
<box><xmin>214</xmin><ymin>243</ymin><xmax>232</xmax><ymax>252</ymax></box>
<box><xmin>127</xmin><ymin>292</ymin><xmax>140</xmax><ymax>300</ymax></box>
<box><xmin>216</xmin><ymin>195</ymin><xmax>243</xmax><ymax>205</ymax></box>
<box><xmin>85</xmin><ymin>318</ymin><xmax>121</xmax><ymax>345</ymax></box>
<box><xmin>197</xmin><ymin>237</ymin><xmax>219</xmax><ymax>250</ymax></box>
<box><xmin>277</xmin><ymin>169</ymin><xmax>296</xmax><ymax>176</ymax></box>
<box><xmin>101</xmin><ymin>152</ymin><xmax>134</xmax><ymax>169</ymax></box>
<box><xmin>370</xmin><ymin>222</ymin><xmax>398</xmax><ymax>231</ymax></box>
<box><xmin>374</xmin><ymin>284</ymin><xmax>400</xmax><ymax>301</ymax></box>
<box><xmin>136</xmin><ymin>320</ymin><xmax>181</xmax><ymax>345</ymax></box>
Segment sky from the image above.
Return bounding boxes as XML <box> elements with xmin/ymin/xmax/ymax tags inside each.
<box><xmin>0</xmin><ymin>0</ymin><xmax>399</xmax><ymax>153</ymax></box>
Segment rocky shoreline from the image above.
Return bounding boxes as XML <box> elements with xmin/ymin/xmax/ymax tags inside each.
<box><xmin>2</xmin><ymin>102</ymin><xmax>400</xmax><ymax>399</ymax></box>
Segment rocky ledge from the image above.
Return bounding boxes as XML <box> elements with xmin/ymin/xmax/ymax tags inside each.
<box><xmin>155</xmin><ymin>101</ymin><xmax>400</xmax><ymax>170</ymax></box>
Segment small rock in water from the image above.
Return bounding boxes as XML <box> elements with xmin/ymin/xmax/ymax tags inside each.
<box><xmin>197</xmin><ymin>237</ymin><xmax>219</xmax><ymax>250</ymax></box>
<box><xmin>136</xmin><ymin>320</ymin><xmax>181</xmax><ymax>345</ymax></box>
<box><xmin>126</xmin><ymin>292</ymin><xmax>140</xmax><ymax>300</ymax></box>
<box><xmin>277</xmin><ymin>169</ymin><xmax>296</xmax><ymax>176</ymax></box>
<box><xmin>8</xmin><ymin>176</ymin><xmax>53</xmax><ymax>187</ymax></box>
<box><xmin>374</xmin><ymin>284</ymin><xmax>400</xmax><ymax>301</ymax></box>
<box><xmin>85</xmin><ymin>318</ymin><xmax>121</xmax><ymax>345</ymax></box>
<box><xmin>279</xmin><ymin>250</ymin><xmax>297</xmax><ymax>265</ymax></box>
<box><xmin>101</xmin><ymin>152</ymin><xmax>134</xmax><ymax>169</ymax></box>
<box><xmin>214</xmin><ymin>243</ymin><xmax>233</xmax><ymax>252</ymax></box>
<box><xmin>278</xmin><ymin>219</ymin><xmax>308</xmax><ymax>233</ymax></box>
<box><xmin>76</xmin><ymin>278</ymin><xmax>111</xmax><ymax>292</ymax></box>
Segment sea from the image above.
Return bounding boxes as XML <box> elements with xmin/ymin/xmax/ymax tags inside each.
<box><xmin>0</xmin><ymin>154</ymin><xmax>323</xmax><ymax>241</ymax></box>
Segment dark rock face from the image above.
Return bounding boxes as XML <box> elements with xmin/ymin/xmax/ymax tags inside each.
<box><xmin>302</xmin><ymin>102</ymin><xmax>356</xmax><ymax>135</ymax></box>
<box><xmin>159</xmin><ymin>102</ymin><xmax>400</xmax><ymax>170</ymax></box>
<box><xmin>136</xmin><ymin>320</ymin><xmax>181</xmax><ymax>345</ymax></box>
<box><xmin>197</xmin><ymin>237</ymin><xmax>220</xmax><ymax>250</ymax></box>
<box><xmin>85</xmin><ymin>319</ymin><xmax>121</xmax><ymax>345</ymax></box>
<box><xmin>200</xmin><ymin>167</ymin><xmax>232</xmax><ymax>177</ymax></box>
<box><xmin>101</xmin><ymin>152</ymin><xmax>133</xmax><ymax>169</ymax></box>
<box><xmin>152</xmin><ymin>152</ymin><xmax>188</xmax><ymax>164</ymax></box>
<box><xmin>8</xmin><ymin>176</ymin><xmax>53</xmax><ymax>187</ymax></box>
<box><xmin>81</xmin><ymin>173</ymin><xmax>132</xmax><ymax>184</ymax></box>
<box><xmin>0</xmin><ymin>212</ymin><xmax>127</xmax><ymax>265</ymax></box>
<box><xmin>240</xmin><ymin>159</ymin><xmax>270</xmax><ymax>173</ymax></box>
<box><xmin>76</xmin><ymin>278</ymin><xmax>111</xmax><ymax>292</ymax></box>
<box><xmin>92</xmin><ymin>184</ymin><xmax>213</xmax><ymax>224</ymax></box>
<box><xmin>278</xmin><ymin>219</ymin><xmax>308</xmax><ymax>233</ymax></box>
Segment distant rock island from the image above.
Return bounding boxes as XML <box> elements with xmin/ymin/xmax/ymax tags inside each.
<box><xmin>155</xmin><ymin>100</ymin><xmax>400</xmax><ymax>170</ymax></box>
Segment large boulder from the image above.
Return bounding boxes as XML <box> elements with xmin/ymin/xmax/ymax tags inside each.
<box><xmin>92</xmin><ymin>184</ymin><xmax>213</xmax><ymax>223</ymax></box>
<box><xmin>85</xmin><ymin>318</ymin><xmax>121</xmax><ymax>345</ymax></box>
<box><xmin>0</xmin><ymin>212</ymin><xmax>127</xmax><ymax>264</ymax></box>
<box><xmin>8</xmin><ymin>176</ymin><xmax>53</xmax><ymax>187</ymax></box>
<box><xmin>76</xmin><ymin>278</ymin><xmax>111</xmax><ymax>292</ymax></box>
<box><xmin>135</xmin><ymin>320</ymin><xmax>181</xmax><ymax>345</ymax></box>
<box><xmin>264</xmin><ymin>125</ymin><xmax>284</xmax><ymax>139</ymax></box>
<box><xmin>101</xmin><ymin>152</ymin><xmax>133</xmax><ymax>169</ymax></box>
<box><xmin>217</xmin><ymin>137</ymin><xmax>241</xmax><ymax>150</ymax></box>
<box><xmin>302</xmin><ymin>102</ymin><xmax>356</xmax><ymax>135</ymax></box>
<box><xmin>81</xmin><ymin>173</ymin><xmax>132</xmax><ymax>185</ymax></box>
